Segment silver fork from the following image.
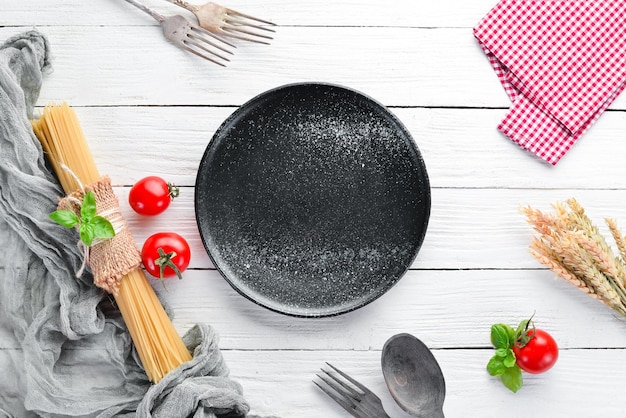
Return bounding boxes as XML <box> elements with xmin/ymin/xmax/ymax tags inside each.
<box><xmin>165</xmin><ymin>1</ymin><xmax>276</xmax><ymax>44</ymax></box>
<box><xmin>123</xmin><ymin>0</ymin><xmax>235</xmax><ymax>66</ymax></box>
<box><xmin>314</xmin><ymin>363</ymin><xmax>391</xmax><ymax>418</ymax></box>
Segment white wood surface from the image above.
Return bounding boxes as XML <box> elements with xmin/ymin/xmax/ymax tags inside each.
<box><xmin>3</xmin><ymin>0</ymin><xmax>626</xmax><ymax>417</ymax></box>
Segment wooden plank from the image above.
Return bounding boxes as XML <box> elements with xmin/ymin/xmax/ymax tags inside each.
<box><xmin>158</xmin><ymin>268</ymin><xmax>626</xmax><ymax>350</ymax></box>
<box><xmin>5</xmin><ymin>25</ymin><xmax>620</xmax><ymax>109</ymax></box>
<box><xmin>1</xmin><ymin>345</ymin><xmax>623</xmax><ymax>416</ymax></box>
<box><xmin>20</xmin><ymin>26</ymin><xmax>506</xmax><ymax>108</ymax></box>
<box><xmin>0</xmin><ymin>0</ymin><xmax>504</xmax><ymax>28</ymax></box>
<box><xmin>54</xmin><ymin>106</ymin><xmax>626</xmax><ymax>190</ymax></box>
<box><xmin>117</xmin><ymin>185</ymin><xmax>626</xmax><ymax>271</ymax></box>
<box><xmin>397</xmin><ymin>107</ymin><xmax>626</xmax><ymax>188</ymax></box>
<box><xmin>4</xmin><ymin>265</ymin><xmax>624</xmax><ymax>390</ymax></box>
<box><xmin>223</xmin><ymin>348</ymin><xmax>626</xmax><ymax>418</ymax></box>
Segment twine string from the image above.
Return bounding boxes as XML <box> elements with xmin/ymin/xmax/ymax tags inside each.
<box><xmin>58</xmin><ymin>163</ymin><xmax>127</xmax><ymax>278</ymax></box>
<box><xmin>60</xmin><ymin>162</ymin><xmax>85</xmax><ymax>193</ymax></box>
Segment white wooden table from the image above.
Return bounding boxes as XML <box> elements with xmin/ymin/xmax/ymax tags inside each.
<box><xmin>3</xmin><ymin>1</ymin><xmax>626</xmax><ymax>416</ymax></box>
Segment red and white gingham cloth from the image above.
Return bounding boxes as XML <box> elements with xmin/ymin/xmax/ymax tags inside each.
<box><xmin>474</xmin><ymin>1</ymin><xmax>626</xmax><ymax>165</ymax></box>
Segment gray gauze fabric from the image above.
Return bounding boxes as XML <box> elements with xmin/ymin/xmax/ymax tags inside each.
<box><xmin>0</xmin><ymin>31</ymin><xmax>276</xmax><ymax>418</ymax></box>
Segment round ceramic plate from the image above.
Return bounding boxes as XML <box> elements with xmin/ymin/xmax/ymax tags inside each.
<box><xmin>195</xmin><ymin>83</ymin><xmax>430</xmax><ymax>317</ymax></box>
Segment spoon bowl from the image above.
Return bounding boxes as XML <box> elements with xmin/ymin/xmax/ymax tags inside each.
<box><xmin>381</xmin><ymin>333</ymin><xmax>446</xmax><ymax>418</ymax></box>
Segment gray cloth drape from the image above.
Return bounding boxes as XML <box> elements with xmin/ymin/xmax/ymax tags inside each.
<box><xmin>0</xmin><ymin>30</ymin><xmax>274</xmax><ymax>418</ymax></box>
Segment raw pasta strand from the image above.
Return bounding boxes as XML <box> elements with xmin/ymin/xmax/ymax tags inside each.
<box><xmin>31</xmin><ymin>103</ymin><xmax>192</xmax><ymax>383</ymax></box>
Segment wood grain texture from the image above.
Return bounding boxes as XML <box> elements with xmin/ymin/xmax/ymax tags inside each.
<box><xmin>3</xmin><ymin>0</ymin><xmax>626</xmax><ymax>416</ymax></box>
<box><xmin>29</xmin><ymin>105</ymin><xmax>626</xmax><ymax>189</ymax></box>
<box><xmin>0</xmin><ymin>0</ymin><xmax>501</xmax><ymax>27</ymax></box>
<box><xmin>22</xmin><ymin>26</ymin><xmax>507</xmax><ymax>107</ymax></box>
<box><xmin>222</xmin><ymin>348</ymin><xmax>626</xmax><ymax>418</ymax></box>
<box><xmin>117</xmin><ymin>185</ymin><xmax>626</xmax><ymax>271</ymax></box>
<box><xmin>4</xmin><ymin>23</ymin><xmax>620</xmax><ymax>110</ymax></box>
<box><xmin>161</xmin><ymin>268</ymin><xmax>626</xmax><ymax>351</ymax></box>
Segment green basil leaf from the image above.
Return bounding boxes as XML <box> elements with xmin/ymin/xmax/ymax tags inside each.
<box><xmin>81</xmin><ymin>191</ymin><xmax>97</xmax><ymax>222</ymax></box>
<box><xmin>503</xmin><ymin>348</ymin><xmax>516</xmax><ymax>368</ymax></box>
<box><xmin>506</xmin><ymin>324</ymin><xmax>515</xmax><ymax>342</ymax></box>
<box><xmin>79</xmin><ymin>223</ymin><xmax>95</xmax><ymax>247</ymax></box>
<box><xmin>495</xmin><ymin>348</ymin><xmax>508</xmax><ymax>358</ymax></box>
<box><xmin>500</xmin><ymin>366</ymin><xmax>523</xmax><ymax>393</ymax></box>
<box><xmin>487</xmin><ymin>356</ymin><xmax>506</xmax><ymax>376</ymax></box>
<box><xmin>91</xmin><ymin>216</ymin><xmax>115</xmax><ymax>240</ymax></box>
<box><xmin>490</xmin><ymin>324</ymin><xmax>514</xmax><ymax>349</ymax></box>
<box><xmin>50</xmin><ymin>210</ymin><xmax>80</xmax><ymax>229</ymax></box>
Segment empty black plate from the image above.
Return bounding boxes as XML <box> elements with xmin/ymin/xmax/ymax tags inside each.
<box><xmin>195</xmin><ymin>83</ymin><xmax>430</xmax><ymax>317</ymax></box>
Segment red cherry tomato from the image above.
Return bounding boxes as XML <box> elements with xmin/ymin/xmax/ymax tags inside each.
<box><xmin>513</xmin><ymin>329</ymin><xmax>558</xmax><ymax>374</ymax></box>
<box><xmin>141</xmin><ymin>232</ymin><xmax>191</xmax><ymax>282</ymax></box>
<box><xmin>129</xmin><ymin>176</ymin><xmax>179</xmax><ymax>216</ymax></box>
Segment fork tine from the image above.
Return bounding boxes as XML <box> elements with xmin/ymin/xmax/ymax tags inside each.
<box><xmin>315</xmin><ymin>363</ymin><xmax>390</xmax><ymax>418</ymax></box>
<box><xmin>188</xmin><ymin>27</ymin><xmax>235</xmax><ymax>55</ymax></box>
<box><xmin>326</xmin><ymin>362</ymin><xmax>371</xmax><ymax>393</ymax></box>
<box><xmin>222</xmin><ymin>9</ymin><xmax>276</xmax><ymax>44</ymax></box>
<box><xmin>317</xmin><ymin>370</ymin><xmax>361</xmax><ymax>400</ymax></box>
<box><xmin>225</xmin><ymin>8</ymin><xmax>277</xmax><ymax>27</ymax></box>
<box><xmin>220</xmin><ymin>28</ymin><xmax>273</xmax><ymax>44</ymax></box>
<box><xmin>313</xmin><ymin>375</ymin><xmax>355</xmax><ymax>411</ymax></box>
<box><xmin>179</xmin><ymin>43</ymin><xmax>228</xmax><ymax>66</ymax></box>
<box><xmin>314</xmin><ymin>378</ymin><xmax>360</xmax><ymax>417</ymax></box>
<box><xmin>223</xmin><ymin>22</ymin><xmax>274</xmax><ymax>37</ymax></box>
<box><xmin>159</xmin><ymin>14</ymin><xmax>234</xmax><ymax>66</ymax></box>
<box><xmin>183</xmin><ymin>25</ymin><xmax>235</xmax><ymax>65</ymax></box>
<box><xmin>192</xmin><ymin>25</ymin><xmax>237</xmax><ymax>49</ymax></box>
<box><xmin>184</xmin><ymin>39</ymin><xmax>230</xmax><ymax>62</ymax></box>
<box><xmin>224</xmin><ymin>17</ymin><xmax>276</xmax><ymax>35</ymax></box>
<box><xmin>220</xmin><ymin>20</ymin><xmax>274</xmax><ymax>44</ymax></box>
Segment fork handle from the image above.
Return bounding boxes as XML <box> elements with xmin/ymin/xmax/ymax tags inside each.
<box><xmin>123</xmin><ymin>0</ymin><xmax>165</xmax><ymax>22</ymax></box>
<box><xmin>166</xmin><ymin>0</ymin><xmax>198</xmax><ymax>12</ymax></box>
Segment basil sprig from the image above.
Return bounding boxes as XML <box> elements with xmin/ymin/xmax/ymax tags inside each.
<box><xmin>50</xmin><ymin>190</ymin><xmax>115</xmax><ymax>246</ymax></box>
<box><xmin>486</xmin><ymin>318</ymin><xmax>533</xmax><ymax>393</ymax></box>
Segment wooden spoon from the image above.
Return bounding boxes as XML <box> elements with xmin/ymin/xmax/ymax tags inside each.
<box><xmin>381</xmin><ymin>333</ymin><xmax>446</xmax><ymax>418</ymax></box>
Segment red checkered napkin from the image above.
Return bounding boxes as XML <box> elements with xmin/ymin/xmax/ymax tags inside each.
<box><xmin>474</xmin><ymin>1</ymin><xmax>626</xmax><ymax>165</ymax></box>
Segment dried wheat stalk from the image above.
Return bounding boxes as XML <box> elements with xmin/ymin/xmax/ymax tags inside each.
<box><xmin>522</xmin><ymin>199</ymin><xmax>626</xmax><ymax>317</ymax></box>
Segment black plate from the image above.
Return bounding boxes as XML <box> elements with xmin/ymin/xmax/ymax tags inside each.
<box><xmin>195</xmin><ymin>83</ymin><xmax>430</xmax><ymax>317</ymax></box>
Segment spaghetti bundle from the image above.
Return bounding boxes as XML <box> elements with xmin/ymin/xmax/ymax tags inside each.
<box><xmin>32</xmin><ymin>103</ymin><xmax>191</xmax><ymax>382</ymax></box>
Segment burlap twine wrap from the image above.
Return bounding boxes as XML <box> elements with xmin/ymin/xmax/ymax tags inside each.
<box><xmin>58</xmin><ymin>176</ymin><xmax>141</xmax><ymax>295</ymax></box>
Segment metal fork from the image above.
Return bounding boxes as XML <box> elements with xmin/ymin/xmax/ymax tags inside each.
<box><xmin>165</xmin><ymin>1</ymin><xmax>276</xmax><ymax>44</ymax></box>
<box><xmin>123</xmin><ymin>0</ymin><xmax>235</xmax><ymax>66</ymax></box>
<box><xmin>314</xmin><ymin>363</ymin><xmax>391</xmax><ymax>418</ymax></box>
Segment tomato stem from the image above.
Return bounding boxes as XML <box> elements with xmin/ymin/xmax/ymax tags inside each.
<box><xmin>515</xmin><ymin>313</ymin><xmax>537</xmax><ymax>349</ymax></box>
<box><xmin>168</xmin><ymin>183</ymin><xmax>180</xmax><ymax>200</ymax></box>
<box><xmin>155</xmin><ymin>247</ymin><xmax>183</xmax><ymax>284</ymax></box>
<box><xmin>524</xmin><ymin>312</ymin><xmax>536</xmax><ymax>332</ymax></box>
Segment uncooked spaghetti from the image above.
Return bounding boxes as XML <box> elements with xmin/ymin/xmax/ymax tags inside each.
<box><xmin>32</xmin><ymin>103</ymin><xmax>192</xmax><ymax>382</ymax></box>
